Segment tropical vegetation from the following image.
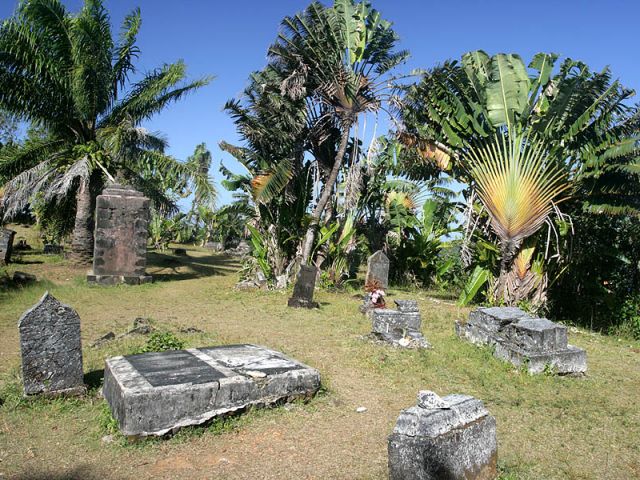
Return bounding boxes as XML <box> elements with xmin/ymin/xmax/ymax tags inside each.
<box><xmin>0</xmin><ymin>0</ymin><xmax>214</xmax><ymax>264</ymax></box>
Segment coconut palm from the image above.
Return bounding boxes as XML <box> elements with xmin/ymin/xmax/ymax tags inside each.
<box><xmin>0</xmin><ymin>0</ymin><xmax>212</xmax><ymax>264</ymax></box>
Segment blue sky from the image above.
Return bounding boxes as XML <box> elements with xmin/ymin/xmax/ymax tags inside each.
<box><xmin>2</xmin><ymin>0</ymin><xmax>639</xmax><ymax>206</ymax></box>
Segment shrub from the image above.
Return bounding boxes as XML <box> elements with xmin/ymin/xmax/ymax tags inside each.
<box><xmin>137</xmin><ymin>332</ymin><xmax>185</xmax><ymax>353</ymax></box>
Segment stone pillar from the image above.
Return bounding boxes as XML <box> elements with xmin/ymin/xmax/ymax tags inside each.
<box><xmin>388</xmin><ymin>391</ymin><xmax>497</xmax><ymax>480</ymax></box>
<box><xmin>0</xmin><ymin>227</ymin><xmax>16</xmax><ymax>265</ymax></box>
<box><xmin>19</xmin><ymin>292</ymin><xmax>86</xmax><ymax>396</ymax></box>
<box><xmin>87</xmin><ymin>183</ymin><xmax>152</xmax><ymax>285</ymax></box>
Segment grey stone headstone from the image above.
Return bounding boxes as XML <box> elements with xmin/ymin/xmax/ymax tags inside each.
<box><xmin>388</xmin><ymin>392</ymin><xmax>497</xmax><ymax>480</ymax></box>
<box><xmin>288</xmin><ymin>265</ymin><xmax>319</xmax><ymax>308</ymax></box>
<box><xmin>456</xmin><ymin>307</ymin><xmax>587</xmax><ymax>375</ymax></box>
<box><xmin>366</xmin><ymin>250</ymin><xmax>389</xmax><ymax>289</ymax></box>
<box><xmin>102</xmin><ymin>344</ymin><xmax>321</xmax><ymax>436</ymax></box>
<box><xmin>87</xmin><ymin>183</ymin><xmax>152</xmax><ymax>285</ymax></box>
<box><xmin>0</xmin><ymin>228</ymin><xmax>16</xmax><ymax>265</ymax></box>
<box><xmin>18</xmin><ymin>292</ymin><xmax>85</xmax><ymax>396</ymax></box>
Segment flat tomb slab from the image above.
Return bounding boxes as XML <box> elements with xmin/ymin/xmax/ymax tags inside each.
<box><xmin>103</xmin><ymin>344</ymin><xmax>321</xmax><ymax>436</ymax></box>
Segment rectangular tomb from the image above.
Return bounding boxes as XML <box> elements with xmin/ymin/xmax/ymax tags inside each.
<box><xmin>102</xmin><ymin>344</ymin><xmax>321</xmax><ymax>436</ymax></box>
<box><xmin>456</xmin><ymin>307</ymin><xmax>587</xmax><ymax>375</ymax></box>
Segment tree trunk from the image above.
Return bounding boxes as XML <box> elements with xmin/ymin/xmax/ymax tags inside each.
<box><xmin>69</xmin><ymin>179</ymin><xmax>94</xmax><ymax>266</ymax></box>
<box><xmin>314</xmin><ymin>199</ymin><xmax>335</xmax><ymax>272</ymax></box>
<box><xmin>300</xmin><ymin>122</ymin><xmax>352</xmax><ymax>264</ymax></box>
<box><xmin>494</xmin><ymin>239</ymin><xmax>520</xmax><ymax>304</ymax></box>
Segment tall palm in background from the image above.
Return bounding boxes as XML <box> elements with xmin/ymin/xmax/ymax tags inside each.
<box><xmin>0</xmin><ymin>0</ymin><xmax>213</xmax><ymax>264</ymax></box>
<box><xmin>268</xmin><ymin>0</ymin><xmax>408</xmax><ymax>264</ymax></box>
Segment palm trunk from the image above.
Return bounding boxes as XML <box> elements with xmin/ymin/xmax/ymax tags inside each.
<box><xmin>495</xmin><ymin>239</ymin><xmax>520</xmax><ymax>304</ymax></box>
<box><xmin>300</xmin><ymin>122</ymin><xmax>352</xmax><ymax>264</ymax></box>
<box><xmin>69</xmin><ymin>179</ymin><xmax>94</xmax><ymax>265</ymax></box>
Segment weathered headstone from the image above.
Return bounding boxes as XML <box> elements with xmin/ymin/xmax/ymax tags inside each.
<box><xmin>18</xmin><ymin>292</ymin><xmax>85</xmax><ymax>396</ymax></box>
<box><xmin>87</xmin><ymin>183</ymin><xmax>152</xmax><ymax>285</ymax></box>
<box><xmin>103</xmin><ymin>344</ymin><xmax>321</xmax><ymax>436</ymax></box>
<box><xmin>456</xmin><ymin>307</ymin><xmax>587</xmax><ymax>375</ymax></box>
<box><xmin>0</xmin><ymin>228</ymin><xmax>16</xmax><ymax>265</ymax></box>
<box><xmin>388</xmin><ymin>390</ymin><xmax>497</xmax><ymax>480</ymax></box>
<box><xmin>288</xmin><ymin>265</ymin><xmax>319</xmax><ymax>308</ymax></box>
<box><xmin>366</xmin><ymin>250</ymin><xmax>389</xmax><ymax>289</ymax></box>
<box><xmin>369</xmin><ymin>299</ymin><xmax>430</xmax><ymax>349</ymax></box>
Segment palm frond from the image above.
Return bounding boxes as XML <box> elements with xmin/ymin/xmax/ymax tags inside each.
<box><xmin>466</xmin><ymin>132</ymin><xmax>571</xmax><ymax>242</ymax></box>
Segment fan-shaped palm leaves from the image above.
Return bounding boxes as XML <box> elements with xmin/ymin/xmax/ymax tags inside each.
<box><xmin>465</xmin><ymin>131</ymin><xmax>570</xmax><ymax>303</ymax></box>
<box><xmin>0</xmin><ymin>0</ymin><xmax>212</xmax><ymax>264</ymax></box>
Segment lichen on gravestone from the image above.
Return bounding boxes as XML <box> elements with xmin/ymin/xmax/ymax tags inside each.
<box><xmin>18</xmin><ymin>292</ymin><xmax>85</xmax><ymax>396</ymax></box>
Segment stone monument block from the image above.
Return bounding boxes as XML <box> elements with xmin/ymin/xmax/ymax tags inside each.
<box><xmin>0</xmin><ymin>227</ymin><xmax>16</xmax><ymax>265</ymax></box>
<box><xmin>366</xmin><ymin>250</ymin><xmax>390</xmax><ymax>289</ymax></box>
<box><xmin>369</xmin><ymin>299</ymin><xmax>430</xmax><ymax>349</ymax></box>
<box><xmin>388</xmin><ymin>391</ymin><xmax>497</xmax><ymax>480</ymax></box>
<box><xmin>457</xmin><ymin>307</ymin><xmax>587</xmax><ymax>375</ymax></box>
<box><xmin>87</xmin><ymin>183</ymin><xmax>152</xmax><ymax>285</ymax></box>
<box><xmin>102</xmin><ymin>344</ymin><xmax>321</xmax><ymax>436</ymax></box>
<box><xmin>288</xmin><ymin>265</ymin><xmax>319</xmax><ymax>308</ymax></box>
<box><xmin>18</xmin><ymin>292</ymin><xmax>85</xmax><ymax>396</ymax></box>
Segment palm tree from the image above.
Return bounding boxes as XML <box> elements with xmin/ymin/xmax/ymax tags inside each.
<box><xmin>186</xmin><ymin>143</ymin><xmax>216</xmax><ymax>229</ymax></box>
<box><xmin>268</xmin><ymin>0</ymin><xmax>408</xmax><ymax>264</ymax></box>
<box><xmin>465</xmin><ymin>131</ymin><xmax>570</xmax><ymax>304</ymax></box>
<box><xmin>401</xmin><ymin>50</ymin><xmax>640</xmax><ymax>305</ymax></box>
<box><xmin>0</xmin><ymin>0</ymin><xmax>212</xmax><ymax>264</ymax></box>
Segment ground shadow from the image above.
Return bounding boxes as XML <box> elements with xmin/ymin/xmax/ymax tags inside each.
<box><xmin>13</xmin><ymin>465</ymin><xmax>101</xmax><ymax>480</ymax></box>
<box><xmin>147</xmin><ymin>251</ymin><xmax>241</xmax><ymax>282</ymax></box>
<box><xmin>84</xmin><ymin>369</ymin><xmax>104</xmax><ymax>392</ymax></box>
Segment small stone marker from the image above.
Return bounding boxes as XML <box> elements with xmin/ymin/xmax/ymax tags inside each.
<box><xmin>18</xmin><ymin>292</ymin><xmax>85</xmax><ymax>396</ymax></box>
<box><xmin>0</xmin><ymin>227</ymin><xmax>16</xmax><ymax>265</ymax></box>
<box><xmin>87</xmin><ymin>183</ymin><xmax>152</xmax><ymax>285</ymax></box>
<box><xmin>456</xmin><ymin>307</ymin><xmax>587</xmax><ymax>375</ymax></box>
<box><xmin>366</xmin><ymin>250</ymin><xmax>390</xmax><ymax>289</ymax></box>
<box><xmin>388</xmin><ymin>391</ymin><xmax>497</xmax><ymax>480</ymax></box>
<box><xmin>369</xmin><ymin>299</ymin><xmax>430</xmax><ymax>349</ymax></box>
<box><xmin>288</xmin><ymin>265</ymin><xmax>319</xmax><ymax>308</ymax></box>
<box><xmin>102</xmin><ymin>344</ymin><xmax>321</xmax><ymax>436</ymax></box>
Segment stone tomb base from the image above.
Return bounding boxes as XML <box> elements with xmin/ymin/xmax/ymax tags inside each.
<box><xmin>456</xmin><ymin>307</ymin><xmax>587</xmax><ymax>375</ymax></box>
<box><xmin>103</xmin><ymin>344</ymin><xmax>321</xmax><ymax>436</ymax></box>
<box><xmin>86</xmin><ymin>273</ymin><xmax>152</xmax><ymax>286</ymax></box>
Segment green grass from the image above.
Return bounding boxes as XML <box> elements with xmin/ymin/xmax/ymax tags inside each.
<box><xmin>1</xmin><ymin>237</ymin><xmax>639</xmax><ymax>479</ymax></box>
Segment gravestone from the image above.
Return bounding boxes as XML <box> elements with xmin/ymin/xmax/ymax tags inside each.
<box><xmin>0</xmin><ymin>228</ymin><xmax>16</xmax><ymax>265</ymax></box>
<box><xmin>366</xmin><ymin>250</ymin><xmax>389</xmax><ymax>289</ymax></box>
<box><xmin>18</xmin><ymin>292</ymin><xmax>85</xmax><ymax>396</ymax></box>
<box><xmin>87</xmin><ymin>183</ymin><xmax>152</xmax><ymax>285</ymax></box>
<box><xmin>388</xmin><ymin>390</ymin><xmax>497</xmax><ymax>480</ymax></box>
<box><xmin>369</xmin><ymin>299</ymin><xmax>430</xmax><ymax>349</ymax></box>
<box><xmin>288</xmin><ymin>265</ymin><xmax>319</xmax><ymax>308</ymax></box>
<box><xmin>456</xmin><ymin>307</ymin><xmax>587</xmax><ymax>375</ymax></box>
<box><xmin>103</xmin><ymin>344</ymin><xmax>321</xmax><ymax>436</ymax></box>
